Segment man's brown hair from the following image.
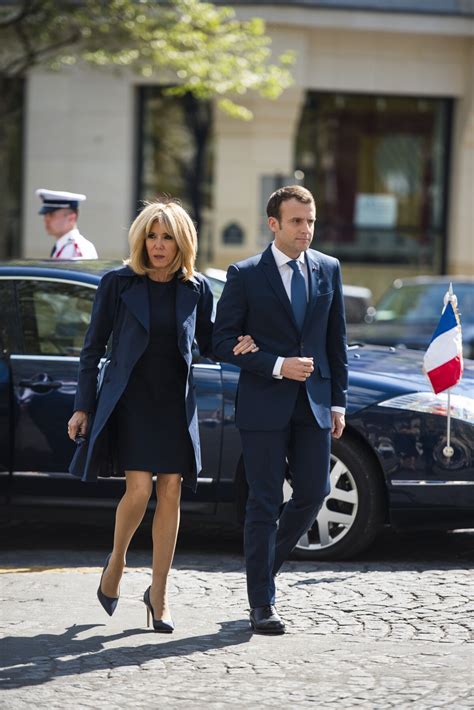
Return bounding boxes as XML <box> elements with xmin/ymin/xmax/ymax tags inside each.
<box><xmin>266</xmin><ymin>185</ymin><xmax>315</xmax><ymax>224</ymax></box>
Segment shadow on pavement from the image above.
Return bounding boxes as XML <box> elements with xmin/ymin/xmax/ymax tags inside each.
<box><xmin>0</xmin><ymin>620</ymin><xmax>250</xmax><ymax>690</ymax></box>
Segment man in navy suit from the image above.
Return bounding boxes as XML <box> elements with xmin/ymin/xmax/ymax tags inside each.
<box><xmin>213</xmin><ymin>185</ymin><xmax>347</xmax><ymax>634</ymax></box>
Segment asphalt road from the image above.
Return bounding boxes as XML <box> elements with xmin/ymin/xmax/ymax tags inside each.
<box><xmin>1</xmin><ymin>520</ymin><xmax>473</xmax><ymax>709</ymax></box>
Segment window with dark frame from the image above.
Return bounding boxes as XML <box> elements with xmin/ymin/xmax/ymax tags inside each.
<box><xmin>136</xmin><ymin>87</ymin><xmax>214</xmax><ymax>260</ymax></box>
<box><xmin>0</xmin><ymin>79</ymin><xmax>24</xmax><ymax>259</ymax></box>
<box><xmin>294</xmin><ymin>93</ymin><xmax>451</xmax><ymax>271</ymax></box>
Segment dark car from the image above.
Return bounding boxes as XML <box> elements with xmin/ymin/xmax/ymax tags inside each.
<box><xmin>349</xmin><ymin>276</ymin><xmax>474</xmax><ymax>359</ymax></box>
<box><xmin>1</xmin><ymin>261</ymin><xmax>473</xmax><ymax>560</ymax></box>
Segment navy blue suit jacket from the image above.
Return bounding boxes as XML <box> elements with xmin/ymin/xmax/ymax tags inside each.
<box><xmin>213</xmin><ymin>245</ymin><xmax>348</xmax><ymax>430</ymax></box>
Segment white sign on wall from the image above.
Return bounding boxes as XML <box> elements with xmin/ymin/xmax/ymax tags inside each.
<box><xmin>354</xmin><ymin>194</ymin><xmax>397</xmax><ymax>228</ymax></box>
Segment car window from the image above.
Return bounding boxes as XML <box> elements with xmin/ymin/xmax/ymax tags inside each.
<box><xmin>375</xmin><ymin>283</ymin><xmax>474</xmax><ymax>324</ymax></box>
<box><xmin>0</xmin><ymin>280</ymin><xmax>20</xmax><ymax>353</ymax></box>
<box><xmin>16</xmin><ymin>280</ymin><xmax>95</xmax><ymax>356</ymax></box>
<box><xmin>344</xmin><ymin>296</ymin><xmax>369</xmax><ymax>324</ymax></box>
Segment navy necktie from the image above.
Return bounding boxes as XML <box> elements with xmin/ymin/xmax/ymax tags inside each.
<box><xmin>288</xmin><ymin>259</ymin><xmax>307</xmax><ymax>330</ymax></box>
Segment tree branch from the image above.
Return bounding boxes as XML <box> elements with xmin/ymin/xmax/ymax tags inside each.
<box><xmin>3</xmin><ymin>29</ymin><xmax>82</xmax><ymax>77</ymax></box>
<box><xmin>0</xmin><ymin>0</ymin><xmax>44</xmax><ymax>30</ymax></box>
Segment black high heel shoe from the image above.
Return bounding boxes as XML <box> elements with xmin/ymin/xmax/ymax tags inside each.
<box><xmin>97</xmin><ymin>553</ymin><xmax>119</xmax><ymax>617</ymax></box>
<box><xmin>143</xmin><ymin>586</ymin><xmax>174</xmax><ymax>633</ymax></box>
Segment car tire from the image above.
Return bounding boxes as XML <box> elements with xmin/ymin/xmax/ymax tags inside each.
<box><xmin>288</xmin><ymin>435</ymin><xmax>386</xmax><ymax>561</ymax></box>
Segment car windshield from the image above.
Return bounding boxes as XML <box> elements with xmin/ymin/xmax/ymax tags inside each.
<box><xmin>375</xmin><ymin>283</ymin><xmax>474</xmax><ymax>324</ymax></box>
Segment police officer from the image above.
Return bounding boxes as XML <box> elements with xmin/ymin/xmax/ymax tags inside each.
<box><xmin>36</xmin><ymin>188</ymin><xmax>98</xmax><ymax>259</ymax></box>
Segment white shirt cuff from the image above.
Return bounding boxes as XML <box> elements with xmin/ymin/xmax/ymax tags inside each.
<box><xmin>272</xmin><ymin>360</ymin><xmax>346</xmax><ymax>411</ymax></box>
<box><xmin>272</xmin><ymin>356</ymin><xmax>284</xmax><ymax>379</ymax></box>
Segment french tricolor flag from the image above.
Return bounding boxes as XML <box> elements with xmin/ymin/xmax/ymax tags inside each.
<box><xmin>423</xmin><ymin>294</ymin><xmax>463</xmax><ymax>395</ymax></box>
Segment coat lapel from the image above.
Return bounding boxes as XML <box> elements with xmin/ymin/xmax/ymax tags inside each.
<box><xmin>176</xmin><ymin>275</ymin><xmax>200</xmax><ymax>349</ymax></box>
<box><xmin>120</xmin><ymin>276</ymin><xmax>150</xmax><ymax>332</ymax></box>
<box><xmin>302</xmin><ymin>251</ymin><xmax>320</xmax><ymax>329</ymax></box>
<box><xmin>260</xmin><ymin>245</ymin><xmax>298</xmax><ymax>332</ymax></box>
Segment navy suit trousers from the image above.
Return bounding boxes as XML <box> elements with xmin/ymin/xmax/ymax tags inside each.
<box><xmin>240</xmin><ymin>386</ymin><xmax>331</xmax><ymax>608</ymax></box>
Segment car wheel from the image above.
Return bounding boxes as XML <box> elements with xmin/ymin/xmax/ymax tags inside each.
<box><xmin>286</xmin><ymin>436</ymin><xmax>386</xmax><ymax>560</ymax></box>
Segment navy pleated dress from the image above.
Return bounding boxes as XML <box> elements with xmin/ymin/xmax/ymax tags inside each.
<box><xmin>115</xmin><ymin>275</ymin><xmax>194</xmax><ymax>475</ymax></box>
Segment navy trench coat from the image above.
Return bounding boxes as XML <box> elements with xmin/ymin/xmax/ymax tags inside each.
<box><xmin>69</xmin><ymin>265</ymin><xmax>214</xmax><ymax>492</ymax></box>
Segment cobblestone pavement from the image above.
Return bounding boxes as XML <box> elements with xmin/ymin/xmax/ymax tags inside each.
<box><xmin>0</xmin><ymin>523</ymin><xmax>473</xmax><ymax>709</ymax></box>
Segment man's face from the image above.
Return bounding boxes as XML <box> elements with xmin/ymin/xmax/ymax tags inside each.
<box><xmin>43</xmin><ymin>209</ymin><xmax>76</xmax><ymax>238</ymax></box>
<box><xmin>268</xmin><ymin>198</ymin><xmax>316</xmax><ymax>259</ymax></box>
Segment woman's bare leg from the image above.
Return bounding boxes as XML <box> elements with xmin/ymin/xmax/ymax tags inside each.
<box><xmin>101</xmin><ymin>470</ymin><xmax>153</xmax><ymax>597</ymax></box>
<box><xmin>149</xmin><ymin>473</ymin><xmax>182</xmax><ymax>620</ymax></box>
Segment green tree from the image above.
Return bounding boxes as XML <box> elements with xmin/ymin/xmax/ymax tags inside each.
<box><xmin>0</xmin><ymin>0</ymin><xmax>294</xmax><ymax>255</ymax></box>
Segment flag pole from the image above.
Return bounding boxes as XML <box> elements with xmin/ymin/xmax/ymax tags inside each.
<box><xmin>424</xmin><ymin>280</ymin><xmax>463</xmax><ymax>459</ymax></box>
<box><xmin>442</xmin><ymin>282</ymin><xmax>455</xmax><ymax>459</ymax></box>
<box><xmin>443</xmin><ymin>388</ymin><xmax>454</xmax><ymax>458</ymax></box>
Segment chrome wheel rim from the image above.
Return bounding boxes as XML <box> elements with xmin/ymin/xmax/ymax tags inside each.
<box><xmin>283</xmin><ymin>453</ymin><xmax>359</xmax><ymax>552</ymax></box>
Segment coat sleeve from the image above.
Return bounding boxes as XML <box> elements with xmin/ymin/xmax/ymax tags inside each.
<box><xmin>212</xmin><ymin>264</ymin><xmax>278</xmax><ymax>379</ymax></box>
<box><xmin>74</xmin><ymin>271</ymin><xmax>119</xmax><ymax>412</ymax></box>
<box><xmin>326</xmin><ymin>260</ymin><xmax>348</xmax><ymax>409</ymax></box>
<box><xmin>194</xmin><ymin>275</ymin><xmax>214</xmax><ymax>359</ymax></box>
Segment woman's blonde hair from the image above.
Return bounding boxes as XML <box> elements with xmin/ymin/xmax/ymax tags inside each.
<box><xmin>125</xmin><ymin>199</ymin><xmax>197</xmax><ymax>280</ymax></box>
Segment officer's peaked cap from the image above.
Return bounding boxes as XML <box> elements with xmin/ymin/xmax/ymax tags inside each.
<box><xmin>36</xmin><ymin>188</ymin><xmax>86</xmax><ymax>215</ymax></box>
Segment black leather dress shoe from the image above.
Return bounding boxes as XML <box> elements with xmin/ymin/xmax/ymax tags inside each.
<box><xmin>249</xmin><ymin>605</ymin><xmax>286</xmax><ymax>635</ymax></box>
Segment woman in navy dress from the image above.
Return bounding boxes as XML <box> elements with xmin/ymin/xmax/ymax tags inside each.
<box><xmin>68</xmin><ymin>199</ymin><xmax>257</xmax><ymax>632</ymax></box>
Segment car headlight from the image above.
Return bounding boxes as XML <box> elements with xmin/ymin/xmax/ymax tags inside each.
<box><xmin>377</xmin><ymin>392</ymin><xmax>474</xmax><ymax>424</ymax></box>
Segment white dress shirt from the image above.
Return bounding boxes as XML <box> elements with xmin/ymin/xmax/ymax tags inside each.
<box><xmin>270</xmin><ymin>242</ymin><xmax>345</xmax><ymax>415</ymax></box>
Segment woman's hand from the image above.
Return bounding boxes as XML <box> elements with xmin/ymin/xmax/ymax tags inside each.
<box><xmin>67</xmin><ymin>410</ymin><xmax>89</xmax><ymax>441</ymax></box>
<box><xmin>233</xmin><ymin>334</ymin><xmax>259</xmax><ymax>356</ymax></box>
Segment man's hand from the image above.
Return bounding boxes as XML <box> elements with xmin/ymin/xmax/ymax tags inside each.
<box><xmin>233</xmin><ymin>334</ymin><xmax>259</xmax><ymax>356</ymax></box>
<box><xmin>281</xmin><ymin>357</ymin><xmax>314</xmax><ymax>382</ymax></box>
<box><xmin>68</xmin><ymin>410</ymin><xmax>89</xmax><ymax>441</ymax></box>
<box><xmin>331</xmin><ymin>412</ymin><xmax>345</xmax><ymax>439</ymax></box>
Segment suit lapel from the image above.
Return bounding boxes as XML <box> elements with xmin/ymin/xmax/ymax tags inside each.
<box><xmin>303</xmin><ymin>251</ymin><xmax>320</xmax><ymax>329</ymax></box>
<box><xmin>261</xmin><ymin>245</ymin><xmax>299</xmax><ymax>332</ymax></box>
<box><xmin>120</xmin><ymin>276</ymin><xmax>149</xmax><ymax>332</ymax></box>
<box><xmin>176</xmin><ymin>275</ymin><xmax>200</xmax><ymax>348</ymax></box>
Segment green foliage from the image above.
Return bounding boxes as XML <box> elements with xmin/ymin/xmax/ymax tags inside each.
<box><xmin>0</xmin><ymin>0</ymin><xmax>294</xmax><ymax>118</ymax></box>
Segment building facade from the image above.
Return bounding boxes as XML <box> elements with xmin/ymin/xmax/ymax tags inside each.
<box><xmin>18</xmin><ymin>1</ymin><xmax>474</xmax><ymax>296</ymax></box>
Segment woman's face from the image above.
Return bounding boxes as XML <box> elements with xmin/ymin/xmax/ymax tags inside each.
<box><xmin>145</xmin><ymin>220</ymin><xmax>179</xmax><ymax>274</ymax></box>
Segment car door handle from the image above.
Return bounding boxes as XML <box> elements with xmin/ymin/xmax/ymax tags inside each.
<box><xmin>19</xmin><ymin>375</ymin><xmax>63</xmax><ymax>392</ymax></box>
